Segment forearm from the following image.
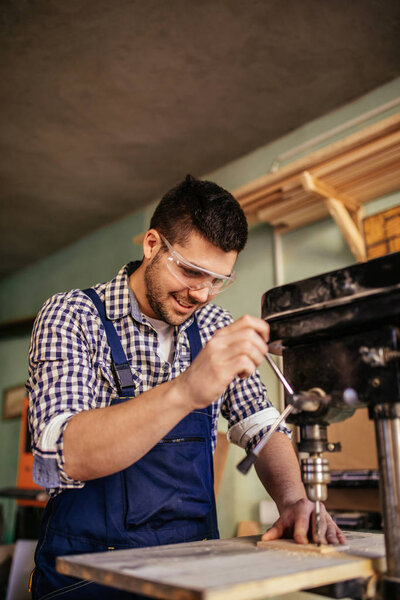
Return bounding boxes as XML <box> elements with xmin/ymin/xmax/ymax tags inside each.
<box><xmin>53</xmin><ymin>313</ymin><xmax>271</xmax><ymax>483</ymax></box>
<box><xmin>255</xmin><ymin>432</ymin><xmax>306</xmax><ymax>513</ymax></box>
<box><xmin>63</xmin><ymin>377</ymin><xmax>190</xmax><ymax>481</ymax></box>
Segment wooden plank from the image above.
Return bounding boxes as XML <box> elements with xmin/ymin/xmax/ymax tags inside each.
<box><xmin>273</xmin><ymin>203</ymin><xmax>329</xmax><ymax>232</ymax></box>
<box><xmin>300</xmin><ymin>171</ymin><xmax>361</xmax><ymax>212</ymax></box>
<box><xmin>56</xmin><ymin>532</ymin><xmax>385</xmax><ymax>600</ymax></box>
<box><xmin>234</xmin><ymin>113</ymin><xmax>400</xmax><ymax>207</ymax></box>
<box><xmin>257</xmin><ymin>539</ymin><xmax>349</xmax><ymax>554</ymax></box>
<box><xmin>213</xmin><ymin>432</ymin><xmax>230</xmax><ymax>498</ymax></box>
<box><xmin>327</xmin><ymin>408</ymin><xmax>378</xmax><ymax>471</ymax></box>
<box><xmin>232</xmin><ymin>113</ymin><xmax>400</xmax><ymax>249</ymax></box>
<box><xmin>325</xmin><ymin>198</ymin><xmax>366</xmax><ymax>262</ymax></box>
<box><xmin>325</xmin><ymin>487</ymin><xmax>380</xmax><ymax>512</ymax></box>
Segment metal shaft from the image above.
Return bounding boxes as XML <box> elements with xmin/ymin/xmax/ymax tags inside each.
<box><xmin>374</xmin><ymin>414</ymin><xmax>400</xmax><ymax>579</ymax></box>
<box><xmin>264</xmin><ymin>354</ymin><xmax>294</xmax><ymax>396</ymax></box>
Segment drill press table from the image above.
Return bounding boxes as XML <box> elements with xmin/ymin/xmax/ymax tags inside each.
<box><xmin>57</xmin><ymin>531</ymin><xmax>385</xmax><ymax>599</ymax></box>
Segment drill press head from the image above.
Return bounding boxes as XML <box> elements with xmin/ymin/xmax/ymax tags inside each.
<box><xmin>262</xmin><ymin>252</ymin><xmax>400</xmax><ymax>505</ymax></box>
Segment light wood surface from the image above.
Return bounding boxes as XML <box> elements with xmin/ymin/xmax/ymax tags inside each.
<box><xmin>233</xmin><ymin>112</ymin><xmax>400</xmax><ymax>238</ymax></box>
<box><xmin>57</xmin><ymin>531</ymin><xmax>385</xmax><ymax>600</ymax></box>
<box><xmin>257</xmin><ymin>539</ymin><xmax>349</xmax><ymax>554</ymax></box>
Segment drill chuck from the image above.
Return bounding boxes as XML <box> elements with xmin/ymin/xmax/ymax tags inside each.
<box><xmin>301</xmin><ymin>456</ymin><xmax>331</xmax><ymax>502</ymax></box>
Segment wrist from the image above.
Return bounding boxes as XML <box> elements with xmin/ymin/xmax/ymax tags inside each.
<box><xmin>276</xmin><ymin>493</ymin><xmax>308</xmax><ymax>514</ymax></box>
<box><xmin>166</xmin><ymin>373</ymin><xmax>196</xmax><ymax>414</ymax></box>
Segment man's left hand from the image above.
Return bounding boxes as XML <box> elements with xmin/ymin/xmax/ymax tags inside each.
<box><xmin>261</xmin><ymin>498</ymin><xmax>346</xmax><ymax>545</ymax></box>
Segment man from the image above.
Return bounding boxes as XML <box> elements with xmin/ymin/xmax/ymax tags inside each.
<box><xmin>27</xmin><ymin>175</ymin><xmax>344</xmax><ymax>599</ymax></box>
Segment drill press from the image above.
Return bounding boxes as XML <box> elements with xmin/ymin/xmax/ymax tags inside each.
<box><xmin>239</xmin><ymin>251</ymin><xmax>400</xmax><ymax>599</ymax></box>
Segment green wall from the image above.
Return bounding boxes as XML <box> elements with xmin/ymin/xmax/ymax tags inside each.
<box><xmin>0</xmin><ymin>77</ymin><xmax>399</xmax><ymax>545</ymax></box>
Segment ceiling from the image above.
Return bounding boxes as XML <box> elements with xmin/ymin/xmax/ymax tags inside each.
<box><xmin>0</xmin><ymin>0</ymin><xmax>399</xmax><ymax>280</ymax></box>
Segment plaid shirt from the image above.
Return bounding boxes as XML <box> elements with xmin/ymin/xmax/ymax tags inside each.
<box><xmin>27</xmin><ymin>262</ymin><xmax>290</xmax><ymax>495</ymax></box>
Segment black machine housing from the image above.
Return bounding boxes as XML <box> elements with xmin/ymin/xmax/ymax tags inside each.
<box><xmin>262</xmin><ymin>251</ymin><xmax>400</xmax><ymax>599</ymax></box>
<box><xmin>262</xmin><ymin>251</ymin><xmax>400</xmax><ymax>425</ymax></box>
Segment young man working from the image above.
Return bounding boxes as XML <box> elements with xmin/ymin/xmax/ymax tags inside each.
<box><xmin>27</xmin><ymin>175</ymin><xmax>344</xmax><ymax>599</ymax></box>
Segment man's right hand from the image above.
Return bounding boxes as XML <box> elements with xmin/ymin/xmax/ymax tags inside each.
<box><xmin>177</xmin><ymin>315</ymin><xmax>270</xmax><ymax>410</ymax></box>
<box><xmin>64</xmin><ymin>315</ymin><xmax>269</xmax><ymax>481</ymax></box>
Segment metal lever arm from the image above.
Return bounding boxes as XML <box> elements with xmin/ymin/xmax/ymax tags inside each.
<box><xmin>237</xmin><ymin>353</ymin><xmax>295</xmax><ymax>475</ymax></box>
<box><xmin>237</xmin><ymin>403</ymin><xmax>294</xmax><ymax>474</ymax></box>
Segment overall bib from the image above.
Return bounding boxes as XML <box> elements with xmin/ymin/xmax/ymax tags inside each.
<box><xmin>32</xmin><ymin>288</ymin><xmax>219</xmax><ymax>600</ymax></box>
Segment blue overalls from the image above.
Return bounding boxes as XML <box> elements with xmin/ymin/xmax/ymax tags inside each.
<box><xmin>32</xmin><ymin>288</ymin><xmax>219</xmax><ymax>599</ymax></box>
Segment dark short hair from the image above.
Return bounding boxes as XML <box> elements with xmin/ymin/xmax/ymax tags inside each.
<box><xmin>150</xmin><ymin>174</ymin><xmax>248</xmax><ymax>253</ymax></box>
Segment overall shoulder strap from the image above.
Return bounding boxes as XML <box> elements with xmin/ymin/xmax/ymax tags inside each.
<box><xmin>82</xmin><ymin>288</ymin><xmax>135</xmax><ymax>397</ymax></box>
<box><xmin>186</xmin><ymin>315</ymin><xmax>202</xmax><ymax>360</ymax></box>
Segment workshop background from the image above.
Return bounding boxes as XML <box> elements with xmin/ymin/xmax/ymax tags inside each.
<box><xmin>0</xmin><ymin>0</ymin><xmax>399</xmax><ymax>566</ymax></box>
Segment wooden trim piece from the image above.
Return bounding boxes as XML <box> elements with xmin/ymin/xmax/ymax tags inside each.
<box><xmin>325</xmin><ymin>198</ymin><xmax>366</xmax><ymax>261</ymax></box>
<box><xmin>300</xmin><ymin>171</ymin><xmax>361</xmax><ymax>212</ymax></box>
<box><xmin>231</xmin><ymin>113</ymin><xmax>400</xmax><ymax>249</ymax></box>
<box><xmin>213</xmin><ymin>432</ymin><xmax>230</xmax><ymax>498</ymax></box>
<box><xmin>234</xmin><ymin>112</ymin><xmax>400</xmax><ymax>208</ymax></box>
<box><xmin>301</xmin><ymin>172</ymin><xmax>366</xmax><ymax>262</ymax></box>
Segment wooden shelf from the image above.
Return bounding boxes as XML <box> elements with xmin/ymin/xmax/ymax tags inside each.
<box><xmin>0</xmin><ymin>316</ymin><xmax>35</xmax><ymax>339</ymax></box>
<box><xmin>234</xmin><ymin>113</ymin><xmax>400</xmax><ymax>261</ymax></box>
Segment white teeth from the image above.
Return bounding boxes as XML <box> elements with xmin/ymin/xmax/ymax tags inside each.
<box><xmin>175</xmin><ymin>297</ymin><xmax>192</xmax><ymax>308</ymax></box>
<box><xmin>172</xmin><ymin>294</ymin><xmax>195</xmax><ymax>309</ymax></box>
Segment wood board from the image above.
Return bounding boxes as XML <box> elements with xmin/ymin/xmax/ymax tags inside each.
<box><xmin>57</xmin><ymin>531</ymin><xmax>386</xmax><ymax>600</ymax></box>
<box><xmin>232</xmin><ymin>113</ymin><xmax>400</xmax><ymax>236</ymax></box>
<box><xmin>257</xmin><ymin>539</ymin><xmax>349</xmax><ymax>554</ymax></box>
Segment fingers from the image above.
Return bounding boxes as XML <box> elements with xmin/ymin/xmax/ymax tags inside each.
<box><xmin>260</xmin><ymin>500</ymin><xmax>347</xmax><ymax>548</ymax></box>
<box><xmin>215</xmin><ymin>316</ymin><xmax>270</xmax><ymax>376</ymax></box>
<box><xmin>311</xmin><ymin>505</ymin><xmax>347</xmax><ymax>545</ymax></box>
<box><xmin>325</xmin><ymin>518</ymin><xmax>347</xmax><ymax>545</ymax></box>
<box><xmin>227</xmin><ymin>315</ymin><xmax>270</xmax><ymax>343</ymax></box>
<box><xmin>261</xmin><ymin>518</ymin><xmax>285</xmax><ymax>541</ymax></box>
<box><xmin>294</xmin><ymin>506</ymin><xmax>314</xmax><ymax>545</ymax></box>
<box><xmin>180</xmin><ymin>315</ymin><xmax>270</xmax><ymax>409</ymax></box>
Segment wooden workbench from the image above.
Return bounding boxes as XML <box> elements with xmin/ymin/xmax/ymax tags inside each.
<box><xmin>57</xmin><ymin>532</ymin><xmax>385</xmax><ymax>600</ymax></box>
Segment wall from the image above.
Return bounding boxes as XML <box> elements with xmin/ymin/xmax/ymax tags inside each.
<box><xmin>0</xmin><ymin>77</ymin><xmax>399</xmax><ymax>544</ymax></box>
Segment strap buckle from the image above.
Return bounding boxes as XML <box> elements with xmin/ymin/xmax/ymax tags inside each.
<box><xmin>111</xmin><ymin>362</ymin><xmax>134</xmax><ymax>393</ymax></box>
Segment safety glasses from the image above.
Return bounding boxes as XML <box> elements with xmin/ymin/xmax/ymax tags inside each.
<box><xmin>160</xmin><ymin>234</ymin><xmax>236</xmax><ymax>295</ymax></box>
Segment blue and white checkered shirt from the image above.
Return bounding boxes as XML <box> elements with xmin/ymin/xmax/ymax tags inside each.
<box><xmin>27</xmin><ymin>262</ymin><xmax>290</xmax><ymax>496</ymax></box>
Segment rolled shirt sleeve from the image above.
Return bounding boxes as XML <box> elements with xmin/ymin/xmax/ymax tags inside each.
<box><xmin>27</xmin><ymin>291</ymin><xmax>106</xmax><ymax>493</ymax></box>
<box><xmin>221</xmin><ymin>369</ymin><xmax>292</xmax><ymax>452</ymax></box>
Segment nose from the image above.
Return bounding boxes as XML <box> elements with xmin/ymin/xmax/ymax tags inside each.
<box><xmin>188</xmin><ymin>286</ymin><xmax>210</xmax><ymax>303</ymax></box>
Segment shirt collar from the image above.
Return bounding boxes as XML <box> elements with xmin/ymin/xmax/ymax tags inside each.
<box><xmin>104</xmin><ymin>261</ymin><xmax>141</xmax><ymax>321</ymax></box>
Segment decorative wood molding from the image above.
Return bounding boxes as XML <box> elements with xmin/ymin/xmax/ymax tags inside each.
<box><xmin>301</xmin><ymin>171</ymin><xmax>366</xmax><ymax>261</ymax></box>
<box><xmin>233</xmin><ymin>112</ymin><xmax>400</xmax><ymax>261</ymax></box>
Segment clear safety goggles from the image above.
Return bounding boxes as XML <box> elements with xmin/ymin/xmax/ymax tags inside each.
<box><xmin>160</xmin><ymin>234</ymin><xmax>236</xmax><ymax>295</ymax></box>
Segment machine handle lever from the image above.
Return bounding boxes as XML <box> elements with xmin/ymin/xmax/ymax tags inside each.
<box><xmin>237</xmin><ymin>403</ymin><xmax>294</xmax><ymax>474</ymax></box>
<box><xmin>237</xmin><ymin>354</ymin><xmax>295</xmax><ymax>475</ymax></box>
<box><xmin>264</xmin><ymin>353</ymin><xmax>294</xmax><ymax>396</ymax></box>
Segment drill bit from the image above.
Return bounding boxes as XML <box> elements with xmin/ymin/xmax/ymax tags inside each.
<box><xmin>315</xmin><ymin>500</ymin><xmax>321</xmax><ymax>547</ymax></box>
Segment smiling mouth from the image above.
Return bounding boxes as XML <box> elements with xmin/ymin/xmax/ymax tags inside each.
<box><xmin>172</xmin><ymin>294</ymin><xmax>197</xmax><ymax>311</ymax></box>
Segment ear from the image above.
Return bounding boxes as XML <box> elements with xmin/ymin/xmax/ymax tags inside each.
<box><xmin>143</xmin><ymin>229</ymin><xmax>162</xmax><ymax>260</ymax></box>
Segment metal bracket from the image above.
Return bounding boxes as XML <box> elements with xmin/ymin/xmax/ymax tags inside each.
<box><xmin>360</xmin><ymin>346</ymin><xmax>400</xmax><ymax>367</ymax></box>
